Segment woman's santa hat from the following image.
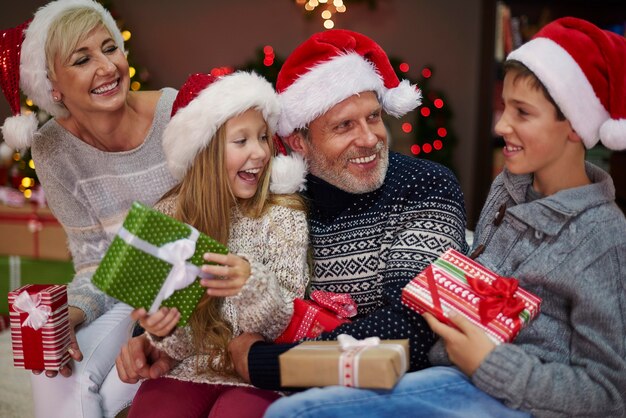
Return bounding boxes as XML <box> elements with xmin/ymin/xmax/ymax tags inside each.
<box><xmin>0</xmin><ymin>0</ymin><xmax>124</xmax><ymax>150</ymax></box>
<box><xmin>162</xmin><ymin>72</ymin><xmax>307</xmax><ymax>195</ymax></box>
<box><xmin>275</xmin><ymin>29</ymin><xmax>422</xmax><ymax>137</ymax></box>
<box><xmin>507</xmin><ymin>17</ymin><xmax>626</xmax><ymax>150</ymax></box>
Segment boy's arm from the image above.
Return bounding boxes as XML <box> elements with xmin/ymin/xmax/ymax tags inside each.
<box><xmin>472</xmin><ymin>245</ymin><xmax>626</xmax><ymax>417</ymax></box>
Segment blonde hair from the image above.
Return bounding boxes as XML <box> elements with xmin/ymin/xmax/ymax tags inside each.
<box><xmin>164</xmin><ymin>114</ymin><xmax>306</xmax><ymax>376</ymax></box>
<box><xmin>45</xmin><ymin>7</ymin><xmax>113</xmax><ymax>79</ymax></box>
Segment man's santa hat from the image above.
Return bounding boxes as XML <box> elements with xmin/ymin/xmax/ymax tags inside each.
<box><xmin>1</xmin><ymin>0</ymin><xmax>124</xmax><ymax>150</ymax></box>
<box><xmin>162</xmin><ymin>72</ymin><xmax>307</xmax><ymax>195</ymax></box>
<box><xmin>275</xmin><ymin>29</ymin><xmax>422</xmax><ymax>137</ymax></box>
<box><xmin>507</xmin><ymin>17</ymin><xmax>626</xmax><ymax>150</ymax></box>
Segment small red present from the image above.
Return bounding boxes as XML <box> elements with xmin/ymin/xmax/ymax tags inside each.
<box><xmin>275</xmin><ymin>291</ymin><xmax>357</xmax><ymax>343</ymax></box>
<box><xmin>402</xmin><ymin>249</ymin><xmax>541</xmax><ymax>344</ymax></box>
<box><xmin>8</xmin><ymin>284</ymin><xmax>71</xmax><ymax>370</ymax></box>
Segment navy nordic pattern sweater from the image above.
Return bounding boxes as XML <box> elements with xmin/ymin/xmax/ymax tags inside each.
<box><xmin>249</xmin><ymin>152</ymin><xmax>468</xmax><ymax>390</ymax></box>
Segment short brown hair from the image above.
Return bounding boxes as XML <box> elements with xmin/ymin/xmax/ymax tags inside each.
<box><xmin>503</xmin><ymin>60</ymin><xmax>566</xmax><ymax>121</ymax></box>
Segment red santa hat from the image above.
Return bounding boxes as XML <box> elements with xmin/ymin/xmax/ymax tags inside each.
<box><xmin>1</xmin><ymin>0</ymin><xmax>124</xmax><ymax>150</ymax></box>
<box><xmin>163</xmin><ymin>72</ymin><xmax>307</xmax><ymax>194</ymax></box>
<box><xmin>275</xmin><ymin>29</ymin><xmax>422</xmax><ymax>137</ymax></box>
<box><xmin>507</xmin><ymin>17</ymin><xmax>626</xmax><ymax>150</ymax></box>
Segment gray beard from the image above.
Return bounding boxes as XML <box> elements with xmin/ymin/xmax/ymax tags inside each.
<box><xmin>307</xmin><ymin>143</ymin><xmax>389</xmax><ymax>194</ymax></box>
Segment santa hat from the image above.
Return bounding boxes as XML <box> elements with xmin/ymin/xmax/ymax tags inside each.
<box><xmin>0</xmin><ymin>20</ymin><xmax>37</xmax><ymax>150</ymax></box>
<box><xmin>1</xmin><ymin>0</ymin><xmax>124</xmax><ymax>150</ymax></box>
<box><xmin>507</xmin><ymin>17</ymin><xmax>626</xmax><ymax>150</ymax></box>
<box><xmin>162</xmin><ymin>72</ymin><xmax>307</xmax><ymax>194</ymax></box>
<box><xmin>275</xmin><ymin>29</ymin><xmax>422</xmax><ymax>137</ymax></box>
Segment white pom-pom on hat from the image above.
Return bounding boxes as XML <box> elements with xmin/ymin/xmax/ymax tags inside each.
<box><xmin>270</xmin><ymin>153</ymin><xmax>308</xmax><ymax>194</ymax></box>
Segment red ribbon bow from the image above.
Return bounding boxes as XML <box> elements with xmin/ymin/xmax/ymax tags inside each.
<box><xmin>466</xmin><ymin>275</ymin><xmax>526</xmax><ymax>325</ymax></box>
<box><xmin>310</xmin><ymin>290</ymin><xmax>358</xmax><ymax>319</ymax></box>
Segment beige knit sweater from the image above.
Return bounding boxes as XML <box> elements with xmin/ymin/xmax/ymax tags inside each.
<box><xmin>147</xmin><ymin>196</ymin><xmax>309</xmax><ymax>386</ymax></box>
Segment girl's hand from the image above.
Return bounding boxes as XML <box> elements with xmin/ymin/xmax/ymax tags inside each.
<box><xmin>200</xmin><ymin>252</ymin><xmax>251</xmax><ymax>297</ymax></box>
<box><xmin>33</xmin><ymin>306</ymin><xmax>85</xmax><ymax>378</ymax></box>
<box><xmin>131</xmin><ymin>307</ymin><xmax>180</xmax><ymax>337</ymax></box>
<box><xmin>424</xmin><ymin>312</ymin><xmax>496</xmax><ymax>377</ymax></box>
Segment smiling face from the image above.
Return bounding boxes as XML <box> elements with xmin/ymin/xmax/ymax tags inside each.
<box><xmin>49</xmin><ymin>25</ymin><xmax>129</xmax><ymax>116</ymax></box>
<box><xmin>495</xmin><ymin>71</ymin><xmax>579</xmax><ymax>185</ymax></box>
<box><xmin>295</xmin><ymin>91</ymin><xmax>389</xmax><ymax>194</ymax></box>
<box><xmin>224</xmin><ymin>108</ymin><xmax>271</xmax><ymax>200</ymax></box>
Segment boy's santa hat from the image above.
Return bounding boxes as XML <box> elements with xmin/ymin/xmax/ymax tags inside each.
<box><xmin>275</xmin><ymin>29</ymin><xmax>422</xmax><ymax>137</ymax></box>
<box><xmin>508</xmin><ymin>17</ymin><xmax>626</xmax><ymax>150</ymax></box>
<box><xmin>1</xmin><ymin>0</ymin><xmax>124</xmax><ymax>150</ymax></box>
<box><xmin>162</xmin><ymin>72</ymin><xmax>307</xmax><ymax>194</ymax></box>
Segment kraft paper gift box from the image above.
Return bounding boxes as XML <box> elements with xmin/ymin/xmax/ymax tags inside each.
<box><xmin>93</xmin><ymin>201</ymin><xmax>228</xmax><ymax>326</ymax></box>
<box><xmin>279</xmin><ymin>335</ymin><xmax>409</xmax><ymax>389</ymax></box>
<box><xmin>8</xmin><ymin>284</ymin><xmax>71</xmax><ymax>371</ymax></box>
<box><xmin>401</xmin><ymin>248</ymin><xmax>541</xmax><ymax>344</ymax></box>
<box><xmin>275</xmin><ymin>291</ymin><xmax>357</xmax><ymax>343</ymax></box>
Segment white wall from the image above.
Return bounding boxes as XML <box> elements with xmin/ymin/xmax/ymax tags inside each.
<box><xmin>0</xmin><ymin>0</ymin><xmax>483</xmax><ymax>219</ymax></box>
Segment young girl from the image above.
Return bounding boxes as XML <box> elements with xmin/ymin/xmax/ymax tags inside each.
<box><xmin>127</xmin><ymin>71</ymin><xmax>310</xmax><ymax>418</ymax></box>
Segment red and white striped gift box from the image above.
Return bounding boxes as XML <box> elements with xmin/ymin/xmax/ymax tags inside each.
<box><xmin>402</xmin><ymin>249</ymin><xmax>541</xmax><ymax>344</ymax></box>
<box><xmin>8</xmin><ymin>284</ymin><xmax>71</xmax><ymax>370</ymax></box>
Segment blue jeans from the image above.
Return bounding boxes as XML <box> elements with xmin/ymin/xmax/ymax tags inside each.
<box><xmin>264</xmin><ymin>367</ymin><xmax>531</xmax><ymax>418</ymax></box>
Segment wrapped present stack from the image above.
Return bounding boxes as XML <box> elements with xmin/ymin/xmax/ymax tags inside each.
<box><xmin>8</xmin><ymin>284</ymin><xmax>71</xmax><ymax>371</ymax></box>
<box><xmin>93</xmin><ymin>202</ymin><xmax>228</xmax><ymax>326</ymax></box>
<box><xmin>275</xmin><ymin>290</ymin><xmax>357</xmax><ymax>343</ymax></box>
<box><xmin>402</xmin><ymin>249</ymin><xmax>541</xmax><ymax>344</ymax></box>
<box><xmin>280</xmin><ymin>335</ymin><xmax>409</xmax><ymax>389</ymax></box>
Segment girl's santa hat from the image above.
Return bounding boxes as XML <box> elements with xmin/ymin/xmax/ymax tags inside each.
<box><xmin>275</xmin><ymin>29</ymin><xmax>422</xmax><ymax>137</ymax></box>
<box><xmin>1</xmin><ymin>0</ymin><xmax>124</xmax><ymax>150</ymax></box>
<box><xmin>163</xmin><ymin>72</ymin><xmax>307</xmax><ymax>194</ymax></box>
<box><xmin>508</xmin><ymin>17</ymin><xmax>626</xmax><ymax>150</ymax></box>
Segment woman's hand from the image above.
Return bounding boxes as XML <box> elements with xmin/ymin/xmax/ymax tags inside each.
<box><xmin>424</xmin><ymin>312</ymin><xmax>496</xmax><ymax>377</ymax></box>
<box><xmin>199</xmin><ymin>252</ymin><xmax>251</xmax><ymax>297</ymax></box>
<box><xmin>32</xmin><ymin>306</ymin><xmax>85</xmax><ymax>378</ymax></box>
<box><xmin>131</xmin><ymin>307</ymin><xmax>180</xmax><ymax>337</ymax></box>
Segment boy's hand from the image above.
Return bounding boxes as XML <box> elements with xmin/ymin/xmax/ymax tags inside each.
<box><xmin>424</xmin><ymin>312</ymin><xmax>496</xmax><ymax>377</ymax></box>
<box><xmin>200</xmin><ymin>252</ymin><xmax>251</xmax><ymax>297</ymax></box>
<box><xmin>132</xmin><ymin>307</ymin><xmax>179</xmax><ymax>337</ymax></box>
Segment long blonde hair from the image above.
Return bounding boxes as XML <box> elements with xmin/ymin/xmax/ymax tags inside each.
<box><xmin>163</xmin><ymin>115</ymin><xmax>306</xmax><ymax>375</ymax></box>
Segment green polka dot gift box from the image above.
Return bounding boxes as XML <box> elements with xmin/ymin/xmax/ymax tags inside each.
<box><xmin>93</xmin><ymin>201</ymin><xmax>228</xmax><ymax>326</ymax></box>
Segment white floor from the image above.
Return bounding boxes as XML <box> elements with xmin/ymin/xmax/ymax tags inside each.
<box><xmin>0</xmin><ymin>330</ymin><xmax>34</xmax><ymax>418</ymax></box>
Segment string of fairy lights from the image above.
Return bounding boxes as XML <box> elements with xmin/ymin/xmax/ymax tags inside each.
<box><xmin>295</xmin><ymin>0</ymin><xmax>348</xmax><ymax>29</ymax></box>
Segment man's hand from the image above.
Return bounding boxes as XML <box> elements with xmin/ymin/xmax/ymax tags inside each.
<box><xmin>32</xmin><ymin>306</ymin><xmax>85</xmax><ymax>378</ymax></box>
<box><xmin>228</xmin><ymin>332</ymin><xmax>264</xmax><ymax>383</ymax></box>
<box><xmin>116</xmin><ymin>333</ymin><xmax>176</xmax><ymax>384</ymax></box>
<box><xmin>424</xmin><ymin>312</ymin><xmax>496</xmax><ymax>377</ymax></box>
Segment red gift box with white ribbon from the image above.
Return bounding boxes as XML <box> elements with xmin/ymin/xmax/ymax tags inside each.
<box><xmin>274</xmin><ymin>291</ymin><xmax>357</xmax><ymax>343</ymax></box>
<box><xmin>402</xmin><ymin>249</ymin><xmax>541</xmax><ymax>344</ymax></box>
<box><xmin>8</xmin><ymin>284</ymin><xmax>71</xmax><ymax>370</ymax></box>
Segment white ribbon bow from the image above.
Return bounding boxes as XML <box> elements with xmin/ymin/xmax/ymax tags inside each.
<box><xmin>336</xmin><ymin>334</ymin><xmax>407</xmax><ymax>388</ymax></box>
<box><xmin>117</xmin><ymin>226</ymin><xmax>206</xmax><ymax>314</ymax></box>
<box><xmin>338</xmin><ymin>334</ymin><xmax>381</xmax><ymax>350</ymax></box>
<box><xmin>13</xmin><ymin>291</ymin><xmax>51</xmax><ymax>330</ymax></box>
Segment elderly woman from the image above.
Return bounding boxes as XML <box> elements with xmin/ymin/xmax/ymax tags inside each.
<box><xmin>1</xmin><ymin>0</ymin><xmax>178</xmax><ymax>416</ymax></box>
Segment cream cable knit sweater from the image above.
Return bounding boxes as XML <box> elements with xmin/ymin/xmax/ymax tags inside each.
<box><xmin>148</xmin><ymin>196</ymin><xmax>309</xmax><ymax>386</ymax></box>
